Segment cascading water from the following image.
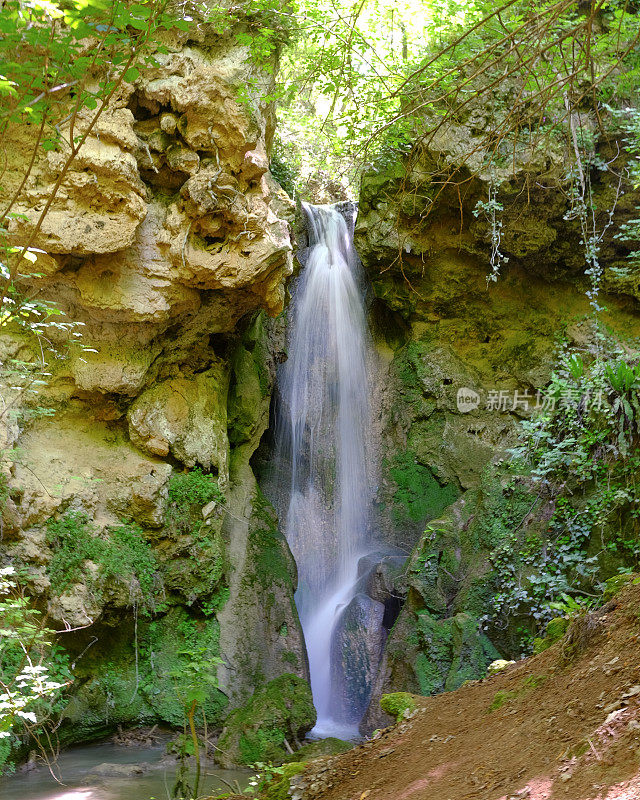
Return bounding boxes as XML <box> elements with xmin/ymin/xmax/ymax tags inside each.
<box><xmin>273</xmin><ymin>202</ymin><xmax>378</xmax><ymax>738</ymax></box>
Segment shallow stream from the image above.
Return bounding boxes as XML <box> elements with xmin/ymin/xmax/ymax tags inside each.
<box><xmin>0</xmin><ymin>738</ymin><xmax>249</xmax><ymax>800</ymax></box>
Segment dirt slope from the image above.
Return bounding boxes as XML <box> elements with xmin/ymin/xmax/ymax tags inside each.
<box><xmin>293</xmin><ymin>584</ymin><xmax>640</xmax><ymax>800</ymax></box>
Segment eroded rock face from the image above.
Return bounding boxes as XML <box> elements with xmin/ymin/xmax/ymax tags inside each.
<box><xmin>4</xmin><ymin>34</ymin><xmax>294</xmax><ymax>402</ymax></box>
<box><xmin>358</xmin><ymin>125</ymin><xmax>640</xmax><ymax>727</ymax></box>
<box><xmin>0</xmin><ymin>21</ymin><xmax>304</xmax><ymax>748</ymax></box>
<box><xmin>128</xmin><ymin>365</ymin><xmax>230</xmax><ymax>479</ymax></box>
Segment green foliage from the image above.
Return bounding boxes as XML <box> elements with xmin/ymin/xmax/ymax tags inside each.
<box><xmin>165</xmin><ymin>469</ymin><xmax>227</xmax><ymax>607</ymax></box>
<box><xmin>482</xmin><ymin>332</ymin><xmax>640</xmax><ymax>655</ymax></box>
<box><xmin>0</xmin><ymin>566</ymin><xmax>71</xmax><ymax>772</ymax></box>
<box><xmin>217</xmin><ymin>674</ymin><xmax>316</xmax><ymax>767</ymax></box>
<box><xmin>0</xmin><ymin>0</ymin><xmax>191</xmax><ymax>343</ymax></box>
<box><xmin>0</xmin><ymin>0</ymin><xmax>188</xmax><ymax>130</ymax></box>
<box><xmin>272</xmin><ymin>0</ymin><xmax>640</xmax><ymax>194</ymax></box>
<box><xmin>270</xmin><ymin>137</ymin><xmax>299</xmax><ymax>198</ymax></box>
<box><xmin>138</xmin><ymin>609</ymin><xmax>228</xmax><ymax>728</ymax></box>
<box><xmin>167</xmin><ymin>468</ymin><xmax>224</xmax><ymax>534</ymax></box>
<box><xmin>45</xmin><ymin>512</ymin><xmax>161</xmax><ymax>609</ymax></box>
<box><xmin>518</xmin><ymin>337</ymin><xmax>640</xmax><ymax>476</ymax></box>
<box><xmin>45</xmin><ymin>511</ymin><xmax>96</xmax><ymax>593</ymax></box>
<box><xmin>387</xmin><ymin>451</ymin><xmax>458</xmax><ymax>526</ymax></box>
<box><xmin>101</xmin><ymin>523</ymin><xmax>161</xmax><ymax>604</ymax></box>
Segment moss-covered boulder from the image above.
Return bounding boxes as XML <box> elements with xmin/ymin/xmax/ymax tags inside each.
<box><xmin>215</xmin><ymin>674</ymin><xmax>316</xmax><ymax>768</ymax></box>
<box><xmin>284</xmin><ymin>737</ymin><xmax>354</xmax><ymax>762</ymax></box>
<box><xmin>258</xmin><ymin>762</ymin><xmax>307</xmax><ymax>800</ymax></box>
<box><xmin>413</xmin><ymin>611</ymin><xmax>499</xmax><ymax>694</ymax></box>
<box><xmin>380</xmin><ymin>692</ymin><xmax>418</xmax><ymax>723</ymax></box>
<box><xmin>533</xmin><ymin>615</ymin><xmax>571</xmax><ymax>655</ymax></box>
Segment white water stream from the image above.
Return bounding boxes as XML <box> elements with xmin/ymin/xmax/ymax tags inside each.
<box><xmin>275</xmin><ymin>203</ymin><xmax>375</xmax><ymax>738</ymax></box>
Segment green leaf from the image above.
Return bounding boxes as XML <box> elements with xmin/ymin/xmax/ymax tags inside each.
<box><xmin>122</xmin><ymin>66</ymin><xmax>140</xmax><ymax>82</ymax></box>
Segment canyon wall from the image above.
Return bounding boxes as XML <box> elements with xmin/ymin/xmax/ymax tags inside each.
<box><xmin>357</xmin><ymin>123</ymin><xmax>640</xmax><ymax>729</ymax></box>
<box><xmin>0</xmin><ymin>12</ymin><xmax>308</xmax><ymax>745</ymax></box>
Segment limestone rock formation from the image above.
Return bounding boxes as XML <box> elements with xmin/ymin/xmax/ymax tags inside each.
<box><xmin>330</xmin><ymin>593</ymin><xmax>386</xmax><ymax>725</ymax></box>
<box><xmin>358</xmin><ymin>123</ymin><xmax>640</xmax><ymax>728</ymax></box>
<box><xmin>0</xmin><ymin>18</ymin><xmax>305</xmax><ymax>747</ymax></box>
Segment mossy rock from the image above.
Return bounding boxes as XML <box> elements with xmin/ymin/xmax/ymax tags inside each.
<box><xmin>284</xmin><ymin>737</ymin><xmax>354</xmax><ymax>762</ymax></box>
<box><xmin>413</xmin><ymin>611</ymin><xmax>500</xmax><ymax>695</ymax></box>
<box><xmin>216</xmin><ymin>674</ymin><xmax>316</xmax><ymax>768</ymax></box>
<box><xmin>380</xmin><ymin>692</ymin><xmax>418</xmax><ymax>723</ymax></box>
<box><xmin>258</xmin><ymin>762</ymin><xmax>307</xmax><ymax>800</ymax></box>
<box><xmin>532</xmin><ymin>615</ymin><xmax>571</xmax><ymax>654</ymax></box>
<box><xmin>141</xmin><ymin>607</ymin><xmax>228</xmax><ymax>727</ymax></box>
<box><xmin>603</xmin><ymin>572</ymin><xmax>636</xmax><ymax>602</ymax></box>
<box><xmin>386</xmin><ymin>450</ymin><xmax>459</xmax><ymax>528</ymax></box>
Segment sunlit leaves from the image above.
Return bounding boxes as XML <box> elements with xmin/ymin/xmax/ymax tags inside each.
<box><xmin>273</xmin><ymin>0</ymin><xmax>640</xmax><ymax>193</ymax></box>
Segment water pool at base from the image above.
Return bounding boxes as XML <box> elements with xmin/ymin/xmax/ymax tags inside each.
<box><xmin>0</xmin><ymin>739</ymin><xmax>249</xmax><ymax>800</ymax></box>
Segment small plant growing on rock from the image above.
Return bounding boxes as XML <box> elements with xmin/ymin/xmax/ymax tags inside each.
<box><xmin>166</xmin><ymin>467</ymin><xmax>224</xmax><ymax>535</ymax></box>
<box><xmin>473</xmin><ymin>183</ymin><xmax>508</xmax><ymax>285</ymax></box>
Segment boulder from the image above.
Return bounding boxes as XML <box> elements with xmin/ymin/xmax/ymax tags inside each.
<box><xmin>215</xmin><ymin>674</ymin><xmax>316</xmax><ymax>767</ymax></box>
<box><xmin>355</xmin><ymin>549</ymin><xmax>408</xmax><ymax>603</ymax></box>
<box><xmin>127</xmin><ymin>365</ymin><xmax>230</xmax><ymax>480</ymax></box>
<box><xmin>330</xmin><ymin>593</ymin><xmax>386</xmax><ymax>724</ymax></box>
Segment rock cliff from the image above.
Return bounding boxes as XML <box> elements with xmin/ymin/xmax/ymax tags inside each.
<box><xmin>357</xmin><ymin>123</ymin><xmax>640</xmax><ymax>729</ymax></box>
<box><xmin>0</xmin><ymin>14</ymin><xmax>306</xmax><ymax>744</ymax></box>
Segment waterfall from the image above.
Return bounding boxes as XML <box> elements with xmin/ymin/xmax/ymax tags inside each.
<box><xmin>274</xmin><ymin>202</ymin><xmax>377</xmax><ymax>738</ymax></box>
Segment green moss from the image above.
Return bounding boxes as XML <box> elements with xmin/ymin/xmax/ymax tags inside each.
<box><xmin>0</xmin><ymin>473</ymin><xmax>8</xmax><ymax>513</ymax></box>
<box><xmin>100</xmin><ymin>523</ymin><xmax>160</xmax><ymax>602</ymax></box>
<box><xmin>603</xmin><ymin>572</ymin><xmax>636</xmax><ymax>601</ymax></box>
<box><xmin>45</xmin><ymin>511</ymin><xmax>96</xmax><ymax>592</ymax></box>
<box><xmin>283</xmin><ymin>738</ymin><xmax>353</xmax><ymax>762</ymax></box>
<box><xmin>380</xmin><ymin>692</ymin><xmax>417</xmax><ymax>722</ymax></box>
<box><xmin>259</xmin><ymin>762</ymin><xmax>307</xmax><ymax>800</ymax></box>
<box><xmin>487</xmin><ymin>688</ymin><xmax>518</xmax><ymax>711</ymax></box>
<box><xmin>391</xmin><ymin>340</ymin><xmax>436</xmax><ymax>412</ymax></box>
<box><xmin>58</xmin><ymin>605</ymin><xmax>229</xmax><ymax>743</ymax></box>
<box><xmin>413</xmin><ymin>611</ymin><xmax>499</xmax><ymax>695</ymax></box>
<box><xmin>228</xmin><ymin>312</ymin><xmax>272</xmax><ymax>445</ymax></box>
<box><xmin>217</xmin><ymin>674</ymin><xmax>316</xmax><ymax>767</ymax></box>
<box><xmin>487</xmin><ymin>674</ymin><xmax>547</xmax><ymax>712</ymax></box>
<box><xmin>45</xmin><ymin>512</ymin><xmax>161</xmax><ymax>609</ymax></box>
<box><xmin>166</xmin><ymin>468</ymin><xmax>223</xmax><ymax>533</ymax></box>
<box><xmin>533</xmin><ymin>615</ymin><xmax>571</xmax><ymax>654</ymax></box>
<box><xmin>246</xmin><ymin>489</ymin><xmax>294</xmax><ymax>591</ymax></box>
<box><xmin>141</xmin><ymin>608</ymin><xmax>228</xmax><ymax>727</ymax></box>
<box><xmin>387</xmin><ymin>451</ymin><xmax>458</xmax><ymax>526</ymax></box>
<box><xmin>165</xmin><ymin>468</ymin><xmax>227</xmax><ymax>603</ymax></box>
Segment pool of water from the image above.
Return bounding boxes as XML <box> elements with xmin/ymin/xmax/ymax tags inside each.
<box><xmin>0</xmin><ymin>738</ymin><xmax>250</xmax><ymax>800</ymax></box>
